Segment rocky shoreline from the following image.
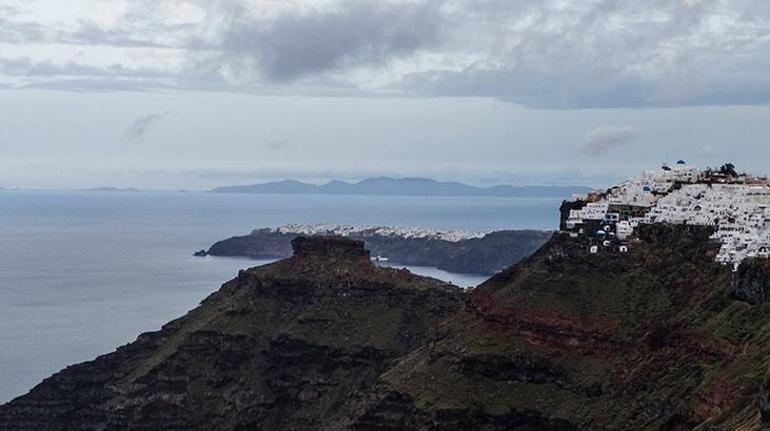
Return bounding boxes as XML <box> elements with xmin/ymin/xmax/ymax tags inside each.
<box><xmin>195</xmin><ymin>224</ymin><xmax>553</xmax><ymax>275</ymax></box>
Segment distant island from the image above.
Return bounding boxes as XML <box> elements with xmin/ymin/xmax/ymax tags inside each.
<box><xmin>195</xmin><ymin>223</ymin><xmax>553</xmax><ymax>275</ymax></box>
<box><xmin>212</xmin><ymin>177</ymin><xmax>591</xmax><ymax>198</ymax></box>
<box><xmin>83</xmin><ymin>187</ymin><xmax>141</xmax><ymax>192</ymax></box>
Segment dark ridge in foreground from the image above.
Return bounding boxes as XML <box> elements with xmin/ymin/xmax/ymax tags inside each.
<box><xmin>0</xmin><ymin>237</ymin><xmax>464</xmax><ymax>430</ymax></box>
<box><xmin>4</xmin><ymin>226</ymin><xmax>770</xmax><ymax>429</ymax></box>
<box><xmin>198</xmin><ymin>228</ymin><xmax>552</xmax><ymax>275</ymax></box>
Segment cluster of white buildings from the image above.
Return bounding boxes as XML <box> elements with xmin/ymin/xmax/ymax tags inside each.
<box><xmin>566</xmin><ymin>161</ymin><xmax>770</xmax><ymax>269</ymax></box>
<box><xmin>271</xmin><ymin>223</ymin><xmax>490</xmax><ymax>242</ymax></box>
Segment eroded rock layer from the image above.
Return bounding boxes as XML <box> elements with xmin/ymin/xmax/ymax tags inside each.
<box><xmin>353</xmin><ymin>225</ymin><xmax>770</xmax><ymax>429</ymax></box>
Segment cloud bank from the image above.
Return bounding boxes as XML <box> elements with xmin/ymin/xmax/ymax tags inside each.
<box><xmin>3</xmin><ymin>0</ymin><xmax>770</xmax><ymax>108</ymax></box>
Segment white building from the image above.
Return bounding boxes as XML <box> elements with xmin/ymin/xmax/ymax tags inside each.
<box><xmin>567</xmin><ymin>162</ymin><xmax>770</xmax><ymax>269</ymax></box>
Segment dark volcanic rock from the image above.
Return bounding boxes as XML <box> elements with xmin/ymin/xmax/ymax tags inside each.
<box><xmin>761</xmin><ymin>369</ymin><xmax>770</xmax><ymax>422</ymax></box>
<box><xmin>559</xmin><ymin>199</ymin><xmax>587</xmax><ymax>230</ymax></box>
<box><xmin>351</xmin><ymin>225</ymin><xmax>770</xmax><ymax>429</ymax></box>
<box><xmin>290</xmin><ymin>235</ymin><xmax>370</xmax><ymax>264</ymax></box>
<box><xmin>0</xmin><ymin>236</ymin><xmax>464</xmax><ymax>430</ymax></box>
<box><xmin>5</xmin><ymin>226</ymin><xmax>770</xmax><ymax>430</ymax></box>
<box><xmin>206</xmin><ymin>228</ymin><xmax>295</xmax><ymax>259</ymax></box>
<box><xmin>352</xmin><ymin>391</ymin><xmax>579</xmax><ymax>431</ymax></box>
<box><xmin>459</xmin><ymin>353</ymin><xmax>571</xmax><ymax>388</ymax></box>
<box><xmin>731</xmin><ymin>258</ymin><xmax>770</xmax><ymax>304</ymax></box>
<box><xmin>203</xmin><ymin>228</ymin><xmax>552</xmax><ymax>275</ymax></box>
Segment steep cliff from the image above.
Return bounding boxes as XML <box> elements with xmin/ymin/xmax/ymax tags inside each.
<box><xmin>732</xmin><ymin>258</ymin><xmax>770</xmax><ymax>305</ymax></box>
<box><xmin>0</xmin><ymin>237</ymin><xmax>464</xmax><ymax>430</ymax></box>
<box><xmin>352</xmin><ymin>225</ymin><xmax>770</xmax><ymax>429</ymax></box>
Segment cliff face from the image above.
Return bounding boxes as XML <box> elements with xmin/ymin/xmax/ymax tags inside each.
<box><xmin>732</xmin><ymin>258</ymin><xmax>770</xmax><ymax>305</ymax></box>
<box><xmin>4</xmin><ymin>228</ymin><xmax>770</xmax><ymax>430</ymax></box>
<box><xmin>352</xmin><ymin>225</ymin><xmax>770</xmax><ymax>430</ymax></box>
<box><xmin>203</xmin><ymin>228</ymin><xmax>552</xmax><ymax>275</ymax></box>
<box><xmin>0</xmin><ymin>237</ymin><xmax>464</xmax><ymax>430</ymax></box>
<box><xmin>762</xmin><ymin>369</ymin><xmax>770</xmax><ymax>422</ymax></box>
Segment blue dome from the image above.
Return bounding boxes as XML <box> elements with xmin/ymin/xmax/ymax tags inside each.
<box><xmin>676</xmin><ymin>160</ymin><xmax>686</xmax><ymax>165</ymax></box>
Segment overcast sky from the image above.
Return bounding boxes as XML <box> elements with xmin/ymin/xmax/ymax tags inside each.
<box><xmin>2</xmin><ymin>0</ymin><xmax>770</xmax><ymax>189</ymax></box>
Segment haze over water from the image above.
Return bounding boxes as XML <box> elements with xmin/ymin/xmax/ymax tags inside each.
<box><xmin>0</xmin><ymin>190</ymin><xmax>560</xmax><ymax>402</ymax></box>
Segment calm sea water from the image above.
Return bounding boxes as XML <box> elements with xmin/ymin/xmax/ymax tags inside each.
<box><xmin>0</xmin><ymin>190</ymin><xmax>561</xmax><ymax>402</ymax></box>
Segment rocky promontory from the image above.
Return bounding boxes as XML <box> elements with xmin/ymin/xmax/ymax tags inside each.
<box><xmin>197</xmin><ymin>224</ymin><xmax>552</xmax><ymax>275</ymax></box>
<box><xmin>0</xmin><ymin>236</ymin><xmax>464</xmax><ymax>430</ymax></box>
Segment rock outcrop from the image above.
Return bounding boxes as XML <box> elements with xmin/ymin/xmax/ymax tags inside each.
<box><xmin>732</xmin><ymin>258</ymin><xmax>770</xmax><ymax>305</ymax></box>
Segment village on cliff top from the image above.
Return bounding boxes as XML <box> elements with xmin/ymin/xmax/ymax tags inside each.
<box><xmin>564</xmin><ymin>161</ymin><xmax>770</xmax><ymax>269</ymax></box>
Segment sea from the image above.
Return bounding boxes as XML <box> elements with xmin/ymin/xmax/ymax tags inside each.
<box><xmin>0</xmin><ymin>190</ymin><xmax>562</xmax><ymax>403</ymax></box>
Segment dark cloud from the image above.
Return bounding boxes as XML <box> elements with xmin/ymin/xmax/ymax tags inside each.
<box><xmin>204</xmin><ymin>0</ymin><xmax>443</xmax><ymax>82</ymax></box>
<box><xmin>582</xmin><ymin>126</ymin><xmax>638</xmax><ymax>156</ymax></box>
<box><xmin>126</xmin><ymin>111</ymin><xmax>171</xmax><ymax>142</ymax></box>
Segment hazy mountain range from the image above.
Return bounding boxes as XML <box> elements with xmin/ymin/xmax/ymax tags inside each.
<box><xmin>83</xmin><ymin>187</ymin><xmax>141</xmax><ymax>192</ymax></box>
<box><xmin>212</xmin><ymin>177</ymin><xmax>592</xmax><ymax>198</ymax></box>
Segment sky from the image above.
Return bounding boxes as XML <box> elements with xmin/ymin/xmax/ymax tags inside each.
<box><xmin>2</xmin><ymin>0</ymin><xmax>770</xmax><ymax>189</ymax></box>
